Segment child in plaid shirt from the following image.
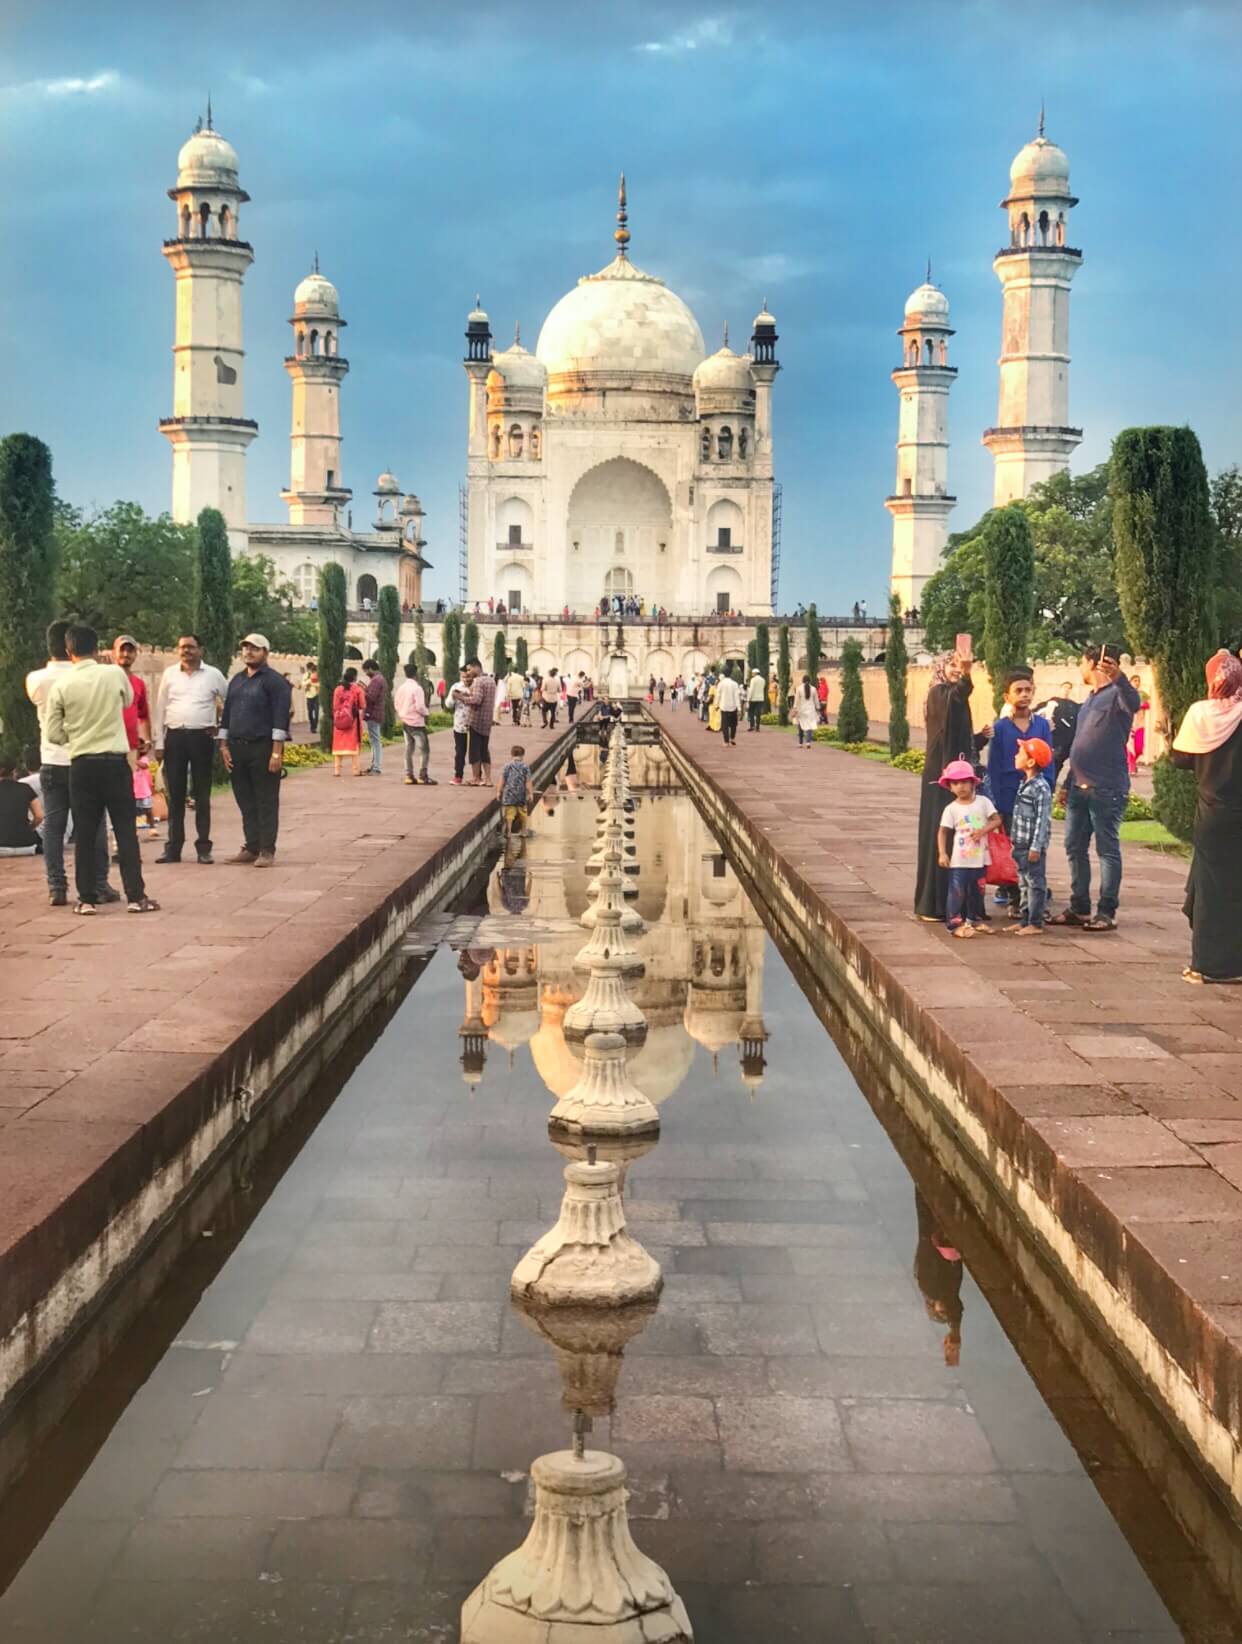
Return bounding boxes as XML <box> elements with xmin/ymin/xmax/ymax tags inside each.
<box><xmin>1008</xmin><ymin>737</ymin><xmax>1053</xmax><ymax>934</ymax></box>
<box><xmin>496</xmin><ymin>745</ymin><xmax>534</xmax><ymax>838</ymax></box>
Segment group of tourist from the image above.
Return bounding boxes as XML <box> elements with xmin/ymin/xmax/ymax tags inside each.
<box><xmin>680</xmin><ymin>663</ymin><xmax>830</xmax><ymax>749</ymax></box>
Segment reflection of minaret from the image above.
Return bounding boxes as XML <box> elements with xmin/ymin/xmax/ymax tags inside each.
<box><xmin>458</xmin><ymin>953</ymin><xmax>489</xmax><ymax>1088</ymax></box>
<box><xmin>482</xmin><ymin>947</ymin><xmax>540</xmax><ymax>1068</ymax></box>
<box><xmin>738</xmin><ymin>921</ymin><xmax>768</xmax><ymax>1094</ymax></box>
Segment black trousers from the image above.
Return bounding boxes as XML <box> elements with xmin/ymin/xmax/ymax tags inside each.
<box><xmin>453</xmin><ymin>730</ymin><xmax>468</xmax><ymax>781</ymax></box>
<box><xmin>541</xmin><ymin>701</ymin><xmax>557</xmax><ymax>728</ymax></box>
<box><xmin>567</xmin><ymin>697</ymin><xmax>578</xmax><ymax>722</ymax></box>
<box><xmin>720</xmin><ymin>709</ymin><xmax>739</xmax><ymax>745</ymax></box>
<box><xmin>229</xmin><ymin>738</ymin><xmax>281</xmax><ymax>855</ymax></box>
<box><xmin>70</xmin><ymin>753</ymin><xmax>145</xmax><ymax>903</ymax></box>
<box><xmin>747</xmin><ymin>702</ymin><xmax>763</xmax><ymax>731</ymax></box>
<box><xmin>163</xmin><ymin>727</ymin><xmax>216</xmax><ymax>858</ymax></box>
<box><xmin>307</xmin><ymin>696</ymin><xmax>319</xmax><ymax>734</ymax></box>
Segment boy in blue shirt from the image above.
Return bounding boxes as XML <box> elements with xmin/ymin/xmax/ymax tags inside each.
<box><xmin>987</xmin><ymin>669</ymin><xmax>1053</xmax><ymax>909</ymax></box>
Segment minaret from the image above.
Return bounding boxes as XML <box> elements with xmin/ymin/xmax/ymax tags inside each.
<box><xmin>159</xmin><ymin>109</ymin><xmax>257</xmax><ymax>545</ymax></box>
<box><xmin>982</xmin><ymin>114</ymin><xmax>1082</xmax><ymax>504</ymax></box>
<box><xmin>282</xmin><ymin>260</ymin><xmax>351</xmax><ymax>526</ymax></box>
<box><xmin>886</xmin><ymin>270</ymin><xmax>957</xmax><ymax>612</ymax></box>
<box><xmin>462</xmin><ymin>297</ymin><xmax>493</xmax><ymax>602</ymax></box>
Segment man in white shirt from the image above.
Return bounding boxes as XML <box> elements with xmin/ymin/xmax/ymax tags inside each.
<box><xmin>715</xmin><ymin>666</ymin><xmax>743</xmax><ymax>746</ymax></box>
<box><xmin>394</xmin><ymin>664</ymin><xmax>435</xmax><ymax>786</ymax></box>
<box><xmin>153</xmin><ymin>633</ymin><xmax>228</xmax><ymax>864</ymax></box>
<box><xmin>25</xmin><ymin>619</ymin><xmax>116</xmax><ymax>907</ymax></box>
<box><xmin>746</xmin><ymin>668</ymin><xmax>767</xmax><ymax>733</ymax></box>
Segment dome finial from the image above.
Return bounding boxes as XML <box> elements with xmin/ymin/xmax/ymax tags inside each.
<box><xmin>206</xmin><ymin>92</ymin><xmax>213</xmax><ymax>131</ymax></box>
<box><xmin>926</xmin><ymin>255</ymin><xmax>932</xmax><ymax>284</ymax></box>
<box><xmin>1038</xmin><ymin>98</ymin><xmax>1045</xmax><ymax>138</ymax></box>
<box><xmin>722</xmin><ymin>320</ymin><xmax>729</xmax><ymax>349</ymax></box>
<box><xmin>312</xmin><ymin>249</ymin><xmax>319</xmax><ymax>274</ymax></box>
<box><xmin>614</xmin><ymin>172</ymin><xmax>630</xmax><ymax>257</ymax></box>
<box><xmin>514</xmin><ymin>321</ymin><xmax>521</xmax><ymax>347</ymax></box>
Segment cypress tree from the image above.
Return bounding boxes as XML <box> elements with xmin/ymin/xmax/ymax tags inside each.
<box><xmin>442</xmin><ymin>609</ymin><xmax>461</xmax><ymax>692</ymax></box>
<box><xmin>837</xmin><ymin>637</ymin><xmax>869</xmax><ymax>742</ymax></box>
<box><xmin>0</xmin><ymin>434</ymin><xmax>56</xmax><ymax>761</ymax></box>
<box><xmin>886</xmin><ymin>591</ymin><xmax>910</xmax><ymax>755</ymax></box>
<box><xmin>462</xmin><ymin>617</ymin><xmax>480</xmax><ymax>667</ymax></box>
<box><xmin>982</xmin><ymin>504</ymin><xmax>1035</xmax><ymax>710</ymax></box>
<box><xmin>515</xmin><ymin>635</ymin><xmax>529</xmax><ymax>674</ymax></box>
<box><xmin>755</xmin><ymin>622</ymin><xmax>771</xmax><ymax>683</ymax></box>
<box><xmin>777</xmin><ymin>623</ymin><xmax>791</xmax><ymax>725</ymax></box>
<box><xmin>1113</xmin><ymin>426</ymin><xmax>1218</xmax><ymax>839</ymax></box>
<box><xmin>746</xmin><ymin>638</ymin><xmax>758</xmax><ymax>673</ymax></box>
<box><xmin>376</xmin><ymin>584</ymin><xmax>401</xmax><ymax>734</ymax></box>
<box><xmin>316</xmin><ymin>562</ymin><xmax>347</xmax><ymax>750</ymax></box>
<box><xmin>412</xmin><ymin>606</ymin><xmax>428</xmax><ymax>676</ymax></box>
<box><xmin>492</xmin><ymin>628</ymin><xmax>508</xmax><ymax>679</ymax></box>
<box><xmin>805</xmin><ymin>602</ymin><xmax>823</xmax><ymax>682</ymax></box>
<box><xmin>194</xmin><ymin>506</ymin><xmax>233</xmax><ymax>672</ymax></box>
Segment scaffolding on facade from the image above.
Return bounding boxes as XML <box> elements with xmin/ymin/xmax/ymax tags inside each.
<box><xmin>458</xmin><ymin>482</ymin><xmax>469</xmax><ymax>606</ymax></box>
<box><xmin>770</xmin><ymin>481</ymin><xmax>783</xmax><ymax>612</ymax></box>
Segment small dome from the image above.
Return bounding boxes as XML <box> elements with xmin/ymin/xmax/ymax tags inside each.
<box><xmin>1009</xmin><ymin>134</ymin><xmax>1071</xmax><ymax>194</ymax></box>
<box><xmin>468</xmin><ymin>297</ymin><xmax>490</xmax><ymax>324</ymax></box>
<box><xmin>490</xmin><ymin>339</ymin><xmax>548</xmax><ymax>391</ymax></box>
<box><xmin>177</xmin><ymin>126</ymin><xmax>240</xmax><ymax>187</ymax></box>
<box><xmin>693</xmin><ymin>344</ymin><xmax>753</xmax><ymax>396</ymax></box>
<box><xmin>398</xmin><ymin>493</ymin><xmax>422</xmax><ymax>518</ymax></box>
<box><xmin>684</xmin><ymin>995</ymin><xmax>746</xmax><ymax>1056</ymax></box>
<box><xmin>375</xmin><ymin>471</ymin><xmax>400</xmax><ymax>494</ymax></box>
<box><xmin>294</xmin><ymin>270</ymin><xmax>339</xmax><ymax>314</ymax></box>
<box><xmin>537</xmin><ymin>256</ymin><xmax>705</xmax><ymax>381</ymax></box>
<box><xmin>905</xmin><ymin>281</ymin><xmax>949</xmax><ymax>319</ymax></box>
<box><xmin>752</xmin><ymin>304</ymin><xmax>776</xmax><ymax>329</ymax></box>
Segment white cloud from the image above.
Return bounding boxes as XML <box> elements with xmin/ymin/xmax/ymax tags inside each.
<box><xmin>2</xmin><ymin>70</ymin><xmax>120</xmax><ymax>100</ymax></box>
<box><xmin>232</xmin><ymin>72</ymin><xmax>271</xmax><ymax>97</ymax></box>
<box><xmin>637</xmin><ymin>16</ymin><xmax>735</xmax><ymax>54</ymax></box>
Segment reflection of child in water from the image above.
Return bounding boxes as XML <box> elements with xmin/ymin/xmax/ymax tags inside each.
<box><xmin>498</xmin><ymin>847</ymin><xmax>530</xmax><ymax>915</ymax></box>
<box><xmin>914</xmin><ymin>1192</ymin><xmax>964</xmax><ymax>1367</ymax></box>
<box><xmin>557</xmin><ymin>748</ymin><xmax>581</xmax><ymax>795</ymax></box>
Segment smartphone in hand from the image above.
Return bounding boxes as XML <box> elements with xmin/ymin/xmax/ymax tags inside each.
<box><xmin>955</xmin><ymin>632</ymin><xmax>973</xmax><ymax>661</ymax></box>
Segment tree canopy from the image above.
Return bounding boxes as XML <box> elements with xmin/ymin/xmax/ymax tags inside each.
<box><xmin>230</xmin><ymin>553</ymin><xmax>318</xmax><ymax>655</ymax></box>
<box><xmin>0</xmin><ymin>435</ymin><xmax>57</xmax><ymax>761</ymax></box>
<box><xmin>55</xmin><ymin>500</ymin><xmax>196</xmax><ymax>648</ymax></box>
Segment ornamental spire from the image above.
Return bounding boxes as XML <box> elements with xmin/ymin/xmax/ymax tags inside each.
<box><xmin>312</xmin><ymin>249</ymin><xmax>320</xmax><ymax>274</ymax></box>
<box><xmin>206</xmin><ymin>91</ymin><xmax>213</xmax><ymax>130</ymax></box>
<box><xmin>614</xmin><ymin>172</ymin><xmax>630</xmax><ymax>258</ymax></box>
<box><xmin>723</xmin><ymin>321</ymin><xmax>729</xmax><ymax>349</ymax></box>
<box><xmin>926</xmin><ymin>255</ymin><xmax>932</xmax><ymax>284</ymax></box>
<box><xmin>1038</xmin><ymin>98</ymin><xmax>1045</xmax><ymax>138</ymax></box>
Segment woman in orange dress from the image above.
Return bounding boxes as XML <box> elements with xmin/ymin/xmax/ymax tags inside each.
<box><xmin>331</xmin><ymin>667</ymin><xmax>367</xmax><ymax>777</ymax></box>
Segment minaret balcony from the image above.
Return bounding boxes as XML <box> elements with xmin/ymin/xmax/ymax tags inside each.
<box><xmin>994</xmin><ymin>244</ymin><xmax>1082</xmax><ymax>261</ymax></box>
<box><xmin>163</xmin><ymin>236</ymin><xmax>254</xmax><ymax>253</ymax></box>
<box><xmin>885</xmin><ymin>493</ymin><xmax>956</xmax><ymax>507</ymax></box>
<box><xmin>284</xmin><ymin>354</ymin><xmax>350</xmax><ymax>371</ymax></box>
<box><xmin>982</xmin><ymin>424</ymin><xmax>1082</xmax><ymax>440</ymax></box>
<box><xmin>159</xmin><ymin>414</ymin><xmax>259</xmax><ymax>434</ymax></box>
<box><xmin>496</xmin><ymin>540</ymin><xmax>534</xmax><ymax>552</ymax></box>
<box><xmin>891</xmin><ymin>364</ymin><xmax>958</xmax><ymax>379</ymax></box>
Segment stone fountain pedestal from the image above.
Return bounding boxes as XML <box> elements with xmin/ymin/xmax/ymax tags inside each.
<box><xmin>511</xmin><ymin>1159</ymin><xmax>661</xmax><ymax>1307</ymax></box>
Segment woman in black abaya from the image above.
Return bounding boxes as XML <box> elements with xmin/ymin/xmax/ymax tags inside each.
<box><xmin>1170</xmin><ymin>649</ymin><xmax>1242</xmax><ymax>984</ymax></box>
<box><xmin>914</xmin><ymin>651</ymin><xmax>980</xmax><ymax>921</ymax></box>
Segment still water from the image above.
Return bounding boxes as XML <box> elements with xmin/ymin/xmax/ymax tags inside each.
<box><xmin>0</xmin><ymin>748</ymin><xmax>1233</xmax><ymax>1641</ymax></box>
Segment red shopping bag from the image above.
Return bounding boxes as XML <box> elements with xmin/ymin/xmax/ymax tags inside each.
<box><xmin>983</xmin><ymin>824</ymin><xmax>1018</xmax><ymax>887</ymax></box>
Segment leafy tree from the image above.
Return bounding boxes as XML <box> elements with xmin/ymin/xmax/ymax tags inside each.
<box><xmin>442</xmin><ymin>608</ymin><xmax>461</xmax><ymax>692</ymax></box>
<box><xmin>837</xmin><ymin>637</ymin><xmax>868</xmax><ymax>742</ymax></box>
<box><xmin>230</xmin><ymin>553</ymin><xmax>317</xmax><ymax>654</ymax></box>
<box><xmin>1211</xmin><ymin>464</ymin><xmax>1242</xmax><ymax>644</ymax></box>
<box><xmin>515</xmin><ymin>635</ymin><xmax>529</xmax><ymax>674</ymax></box>
<box><xmin>805</xmin><ymin>602</ymin><xmax>822</xmax><ymax>681</ymax></box>
<box><xmin>376</xmin><ymin>584</ymin><xmax>401</xmax><ymax>734</ymax></box>
<box><xmin>194</xmin><ymin>507</ymin><xmax>234</xmax><ymax>671</ymax></box>
<box><xmin>462</xmin><ymin>617</ymin><xmax>480</xmax><ymax>667</ymax></box>
<box><xmin>412</xmin><ymin>606</ymin><xmax>429</xmax><ymax>678</ymax></box>
<box><xmin>1113</xmin><ymin>426</ymin><xmax>1218</xmax><ymax>840</ymax></box>
<box><xmin>492</xmin><ymin>628</ymin><xmax>509</xmax><ymax>679</ymax></box>
<box><xmin>746</xmin><ymin>638</ymin><xmax>758</xmax><ymax>672</ymax></box>
<box><xmin>55</xmin><ymin>500</ymin><xmax>195</xmax><ymax>648</ymax></box>
<box><xmin>317</xmin><ymin>562</ymin><xmax>347</xmax><ymax>751</ymax></box>
<box><xmin>982</xmin><ymin>504</ymin><xmax>1035</xmax><ymax>710</ymax></box>
<box><xmin>0</xmin><ymin>434</ymin><xmax>56</xmax><ymax>760</ymax></box>
<box><xmin>755</xmin><ymin>622</ymin><xmax>771</xmax><ymax>682</ymax></box>
<box><xmin>885</xmin><ymin>591</ymin><xmax>910</xmax><ymax>755</ymax></box>
<box><xmin>777</xmin><ymin>623</ymin><xmax>791</xmax><ymax>725</ymax></box>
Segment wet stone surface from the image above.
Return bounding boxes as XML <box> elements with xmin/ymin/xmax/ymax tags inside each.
<box><xmin>0</xmin><ymin>771</ymin><xmax>1228</xmax><ymax>1640</ymax></box>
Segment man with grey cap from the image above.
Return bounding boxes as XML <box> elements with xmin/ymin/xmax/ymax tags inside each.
<box><xmin>218</xmin><ymin>634</ymin><xmax>292</xmax><ymax>866</ymax></box>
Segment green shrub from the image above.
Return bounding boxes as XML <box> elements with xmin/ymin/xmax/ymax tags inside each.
<box><xmin>812</xmin><ymin>725</ymin><xmax>841</xmax><ymax>743</ymax></box>
<box><xmin>1152</xmin><ymin>757</ymin><xmax>1196</xmax><ymax>841</ymax></box>
<box><xmin>1125</xmin><ymin>792</ymin><xmax>1154</xmax><ymax>822</ymax></box>
<box><xmin>891</xmin><ymin>748</ymin><xmax>925</xmax><ymax>773</ymax></box>
<box><xmin>282</xmin><ymin>743</ymin><xmax>333</xmax><ymax>769</ymax></box>
<box><xmin>426</xmin><ymin>710</ymin><xmax>453</xmax><ymax>731</ymax></box>
<box><xmin>759</xmin><ymin>711</ymin><xmax>782</xmax><ymax>726</ymax></box>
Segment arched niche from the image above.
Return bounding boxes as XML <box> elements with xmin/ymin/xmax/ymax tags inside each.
<box><xmin>566</xmin><ymin>457</ymin><xmax>673</xmax><ymax>610</ymax></box>
<box><xmin>706</xmin><ymin>497</ymin><xmax>744</xmax><ymax>554</ymax></box>
<box><xmin>497</xmin><ymin>495</ymin><xmax>534</xmax><ymax>553</ymax></box>
<box><xmin>706</xmin><ymin>563</ymin><xmax>743</xmax><ymax>616</ymax></box>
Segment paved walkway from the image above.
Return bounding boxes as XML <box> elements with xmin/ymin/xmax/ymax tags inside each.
<box><xmin>652</xmin><ymin>705</ymin><xmax>1242</xmax><ymax>1427</ymax></box>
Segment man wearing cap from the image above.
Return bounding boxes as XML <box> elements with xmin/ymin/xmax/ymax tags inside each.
<box><xmin>153</xmin><ymin>634</ymin><xmax>228</xmax><ymax>864</ymax></box>
<box><xmin>112</xmin><ymin>634</ymin><xmax>151</xmax><ymax>763</ymax></box>
<box><xmin>218</xmin><ymin>635</ymin><xmax>292</xmax><ymax>866</ymax></box>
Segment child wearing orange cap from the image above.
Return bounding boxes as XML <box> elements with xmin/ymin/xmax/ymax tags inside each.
<box><xmin>1009</xmin><ymin>737</ymin><xmax>1054</xmax><ymax>933</ymax></box>
<box><xmin>937</xmin><ymin>760</ymin><xmax>1001</xmax><ymax>937</ymax></box>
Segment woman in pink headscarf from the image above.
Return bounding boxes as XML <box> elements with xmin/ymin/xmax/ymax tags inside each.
<box><xmin>1170</xmin><ymin>650</ymin><xmax>1242</xmax><ymax>983</ymax></box>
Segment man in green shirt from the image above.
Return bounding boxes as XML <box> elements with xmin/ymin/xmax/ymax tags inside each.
<box><xmin>45</xmin><ymin>624</ymin><xmax>159</xmax><ymax>915</ymax></box>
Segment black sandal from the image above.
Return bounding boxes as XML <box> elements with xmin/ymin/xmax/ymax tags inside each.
<box><xmin>1081</xmin><ymin>915</ymin><xmax>1117</xmax><ymax>932</ymax></box>
<box><xmin>1046</xmin><ymin>910</ymin><xmax>1088</xmax><ymax>927</ymax></box>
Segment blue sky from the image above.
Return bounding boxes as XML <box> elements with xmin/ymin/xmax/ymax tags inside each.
<box><xmin>2</xmin><ymin>1</ymin><xmax>1239</xmax><ymax>613</ymax></box>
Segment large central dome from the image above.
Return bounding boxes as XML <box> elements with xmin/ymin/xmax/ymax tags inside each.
<box><xmin>536</xmin><ymin>254</ymin><xmax>706</xmax><ymax>381</ymax></box>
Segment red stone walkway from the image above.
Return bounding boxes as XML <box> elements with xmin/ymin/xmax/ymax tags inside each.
<box><xmin>653</xmin><ymin>704</ymin><xmax>1242</xmax><ymax>1493</ymax></box>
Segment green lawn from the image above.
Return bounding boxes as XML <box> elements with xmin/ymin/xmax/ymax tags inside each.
<box><xmin>1119</xmin><ymin>819</ymin><xmax>1192</xmax><ymax>858</ymax></box>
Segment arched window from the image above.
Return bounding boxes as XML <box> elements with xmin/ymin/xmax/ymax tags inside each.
<box><xmin>357</xmin><ymin>573</ymin><xmax>378</xmax><ymax>607</ymax></box>
<box><xmin>738</xmin><ymin>426</ymin><xmax>749</xmax><ymax>458</ymax></box>
<box><xmin>614</xmin><ymin>529</ymin><xmax>625</xmax><ymax>555</ymax></box>
<box><xmin>1019</xmin><ymin>212</ymin><xmax>1030</xmax><ymax>246</ymax></box>
<box><xmin>491</xmin><ymin>425</ymin><xmax>502</xmax><ymax>459</ymax></box>
<box><xmin>700</xmin><ymin>426</ymin><xmax>711</xmax><ymax>461</ymax></box>
<box><xmin>530</xmin><ymin>427</ymin><xmax>541</xmax><ymax>460</ymax></box>
<box><xmin>1056</xmin><ymin>213</ymin><xmax>1066</xmax><ymax>246</ymax></box>
<box><xmin>293</xmin><ymin>562</ymin><xmax>317</xmax><ymax>606</ymax></box>
<box><xmin>180</xmin><ymin>204</ymin><xmax>191</xmax><ymax>239</ymax></box>
<box><xmin>604</xmin><ymin>566</ymin><xmax>634</xmax><ymax>597</ymax></box>
<box><xmin>296</xmin><ymin>331</ymin><xmax>306</xmax><ymax>357</ymax></box>
<box><xmin>199</xmin><ymin>201</ymin><xmax>212</xmax><ymax>239</ymax></box>
<box><xmin>938</xmin><ymin>339</ymin><xmax>947</xmax><ymax>366</ymax></box>
<box><xmin>903</xmin><ymin>477</ymin><xmax>913</xmax><ymax>496</ymax></box>
<box><xmin>924</xmin><ymin>338</ymin><xmax>934</xmax><ymax>365</ymax></box>
<box><xmin>508</xmin><ymin>424</ymin><xmax>524</xmax><ymax>458</ymax></box>
<box><xmin>907</xmin><ymin>340</ymin><xmax>918</xmax><ymax>366</ymax></box>
<box><xmin>309</xmin><ymin>329</ymin><xmax>320</xmax><ymax>356</ymax></box>
<box><xmin>219</xmin><ymin>205</ymin><xmax>232</xmax><ymax>240</ymax></box>
<box><xmin>717</xmin><ymin>426</ymin><xmax>733</xmax><ymax>461</ymax></box>
<box><xmin>1038</xmin><ymin>209</ymin><xmax>1050</xmax><ymax>245</ymax></box>
<box><xmin>324</xmin><ymin>331</ymin><xmax>334</xmax><ymax>356</ymax></box>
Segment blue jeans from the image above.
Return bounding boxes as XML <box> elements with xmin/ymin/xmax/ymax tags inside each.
<box><xmin>1064</xmin><ymin>784</ymin><xmax>1127</xmax><ymax>917</ymax></box>
<box><xmin>365</xmin><ymin>719</ymin><xmax>383</xmax><ymax>772</ymax></box>
<box><xmin>1016</xmin><ymin>852</ymin><xmax>1048</xmax><ymax>927</ymax></box>
<box><xmin>946</xmin><ymin>867</ymin><xmax>985</xmax><ymax>929</ymax></box>
<box><xmin>40</xmin><ymin>763</ymin><xmax>110</xmax><ymax>896</ymax></box>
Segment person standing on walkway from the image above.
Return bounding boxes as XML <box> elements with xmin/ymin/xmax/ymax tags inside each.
<box><xmin>1048</xmin><ymin>647</ymin><xmax>1141</xmax><ymax>933</ymax></box>
<box><xmin>746</xmin><ymin>668</ymin><xmax>766</xmax><ymax>732</ymax></box>
<box><xmin>1170</xmin><ymin>649</ymin><xmax>1242</xmax><ymax>984</ymax></box>
<box><xmin>507</xmin><ymin>666</ymin><xmax>525</xmax><ymax>723</ymax></box>
<box><xmin>1007</xmin><ymin>737</ymin><xmax>1054</xmax><ymax>935</ymax></box>
<box><xmin>305</xmin><ymin>662</ymin><xmax>320</xmax><ymax>736</ymax></box>
<box><xmin>448</xmin><ymin>677</ymin><xmax>471</xmax><ymax>784</ymax></box>
<box><xmin>566</xmin><ymin>672</ymin><xmax>581</xmax><ymax>722</ymax></box>
<box><xmin>793</xmin><ymin>675</ymin><xmax>820</xmax><ymax>747</ymax></box>
<box><xmin>715</xmin><ymin>666</ymin><xmax>742</xmax><ymax>746</ymax></box>
<box><xmin>937</xmin><ymin>760</ymin><xmax>1000</xmax><ymax>939</ymax></box>
<box><xmin>26</xmin><ymin>621</ymin><xmax>117</xmax><ymax>907</ymax></box>
<box><xmin>394</xmin><ymin>663</ymin><xmax>436</xmax><ymax>786</ymax></box>
<box><xmin>462</xmin><ymin>658</ymin><xmax>497</xmax><ymax>786</ymax></box>
<box><xmin>218</xmin><ymin>634</ymin><xmax>292</xmax><ymax>867</ymax></box>
<box><xmin>915</xmin><ymin>650</ymin><xmax>980</xmax><ymax>922</ymax></box>
<box><xmin>361</xmin><ymin>660</ymin><xmax>387</xmax><ymax>774</ymax></box>
<box><xmin>540</xmin><ymin>669</ymin><xmax>560</xmax><ymax>729</ymax></box>
<box><xmin>112</xmin><ymin>635</ymin><xmax>151</xmax><ymax>762</ymax></box>
<box><xmin>44</xmin><ymin>624</ymin><xmax>158</xmax><ymax>914</ymax></box>
<box><xmin>153</xmin><ymin>634</ymin><xmax>227</xmax><ymax>865</ymax></box>
<box><xmin>985</xmin><ymin>670</ymin><xmax>1052</xmax><ymax>913</ymax></box>
<box><xmin>1034</xmin><ymin>680</ymin><xmax>1079</xmax><ymax>785</ymax></box>
<box><xmin>816</xmin><ymin>671</ymin><xmax>829</xmax><ymax>725</ymax></box>
<box><xmin>331</xmin><ymin>667</ymin><xmax>366</xmax><ymax>777</ymax></box>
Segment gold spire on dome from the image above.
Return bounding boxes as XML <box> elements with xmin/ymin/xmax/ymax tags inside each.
<box><xmin>615</xmin><ymin>172</ymin><xmax>630</xmax><ymax>257</ymax></box>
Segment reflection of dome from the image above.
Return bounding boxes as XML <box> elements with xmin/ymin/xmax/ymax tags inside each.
<box><xmin>1009</xmin><ymin>135</ymin><xmax>1070</xmax><ymax>195</ymax></box>
<box><xmin>489</xmin><ymin>339</ymin><xmax>548</xmax><ymax>391</ymax></box>
<box><xmin>530</xmin><ymin>986</ymin><xmax>583</xmax><ymax>1099</ymax></box>
<box><xmin>488</xmin><ymin>1008</ymin><xmax>540</xmax><ymax>1053</ymax></box>
<box><xmin>693</xmin><ymin>344</ymin><xmax>752</xmax><ymax>396</ymax></box>
<box><xmin>294</xmin><ymin>271</ymin><xmax>339</xmax><ymax>314</ymax></box>
<box><xmin>625</xmin><ymin>1022</ymin><xmax>695</xmax><ymax>1106</ymax></box>
<box><xmin>537</xmin><ymin>257</ymin><xmax>705</xmax><ymax>380</ymax></box>
<box><xmin>177</xmin><ymin>126</ymin><xmax>240</xmax><ymax>187</ymax></box>
<box><xmin>684</xmin><ymin>997</ymin><xmax>745</xmax><ymax>1056</ymax></box>
<box><xmin>904</xmin><ymin>281</ymin><xmax>949</xmax><ymax>320</ymax></box>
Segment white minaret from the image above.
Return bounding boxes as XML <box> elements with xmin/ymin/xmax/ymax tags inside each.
<box><xmin>886</xmin><ymin>272</ymin><xmax>956</xmax><ymax>612</ymax></box>
<box><xmin>281</xmin><ymin>261</ymin><xmax>351</xmax><ymax>526</ymax></box>
<box><xmin>982</xmin><ymin>115</ymin><xmax>1082</xmax><ymax>504</ymax></box>
<box><xmin>160</xmin><ymin>110</ymin><xmax>256</xmax><ymax>545</ymax></box>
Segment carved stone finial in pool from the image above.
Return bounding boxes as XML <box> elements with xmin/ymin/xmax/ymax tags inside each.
<box><xmin>551</xmin><ymin>1030</ymin><xmax>658</xmax><ymax>1137</ymax></box>
<box><xmin>511</xmin><ymin>1158</ymin><xmax>662</xmax><ymax>1307</ymax></box>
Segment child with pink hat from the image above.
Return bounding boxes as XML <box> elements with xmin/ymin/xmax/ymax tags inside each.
<box><xmin>937</xmin><ymin>760</ymin><xmax>1002</xmax><ymax>938</ymax></box>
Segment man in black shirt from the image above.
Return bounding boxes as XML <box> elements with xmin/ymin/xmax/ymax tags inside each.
<box><xmin>218</xmin><ymin>634</ymin><xmax>292</xmax><ymax>866</ymax></box>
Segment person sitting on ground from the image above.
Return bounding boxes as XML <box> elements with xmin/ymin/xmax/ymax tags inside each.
<box><xmin>497</xmin><ymin>743</ymin><xmax>534</xmax><ymax>838</ymax></box>
<box><xmin>0</xmin><ymin>759</ymin><xmax>42</xmax><ymax>856</ymax></box>
<box><xmin>394</xmin><ymin>663</ymin><xmax>436</xmax><ymax>785</ymax></box>
<box><xmin>937</xmin><ymin>759</ymin><xmax>1001</xmax><ymax>939</ymax></box>
<box><xmin>1007</xmin><ymin>736</ymin><xmax>1054</xmax><ymax>935</ymax></box>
